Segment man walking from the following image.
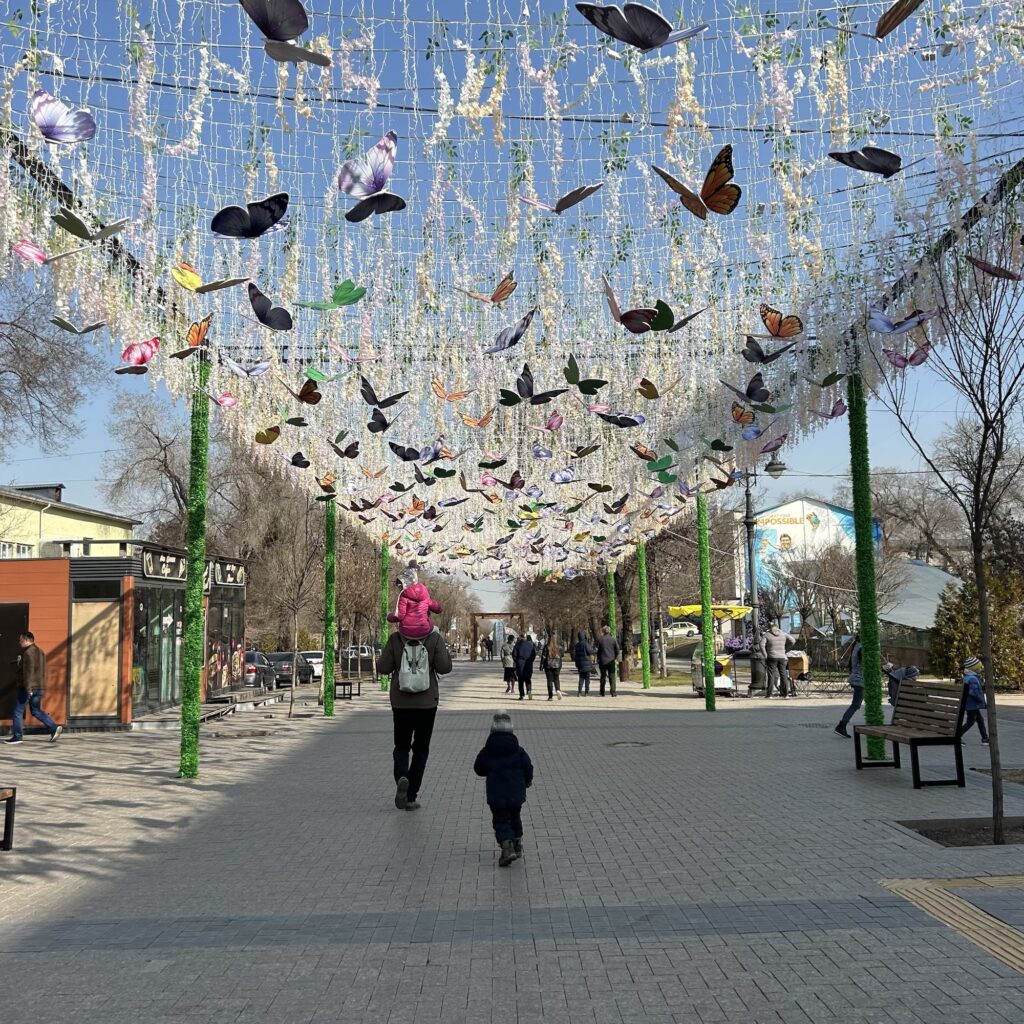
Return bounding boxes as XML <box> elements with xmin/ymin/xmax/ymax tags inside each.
<box><xmin>760</xmin><ymin>621</ymin><xmax>796</xmax><ymax>698</ymax></box>
<box><xmin>6</xmin><ymin>632</ymin><xmax>61</xmax><ymax>745</ymax></box>
<box><xmin>597</xmin><ymin>625</ymin><xmax>621</xmax><ymax>697</ymax></box>
<box><xmin>377</xmin><ymin>626</ymin><xmax>453</xmax><ymax>811</ymax></box>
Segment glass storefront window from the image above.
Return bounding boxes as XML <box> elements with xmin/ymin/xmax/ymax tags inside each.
<box><xmin>132</xmin><ymin>586</ymin><xmax>186</xmax><ymax>716</ymax></box>
<box><xmin>206</xmin><ymin>587</ymin><xmax>245</xmax><ymax>692</ymax></box>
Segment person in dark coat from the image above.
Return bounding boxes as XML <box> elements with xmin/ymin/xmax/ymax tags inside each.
<box><xmin>473</xmin><ymin>710</ymin><xmax>534</xmax><ymax>867</ymax></box>
<box><xmin>573</xmin><ymin>630</ymin><xmax>596</xmax><ymax>696</ymax></box>
<box><xmin>512</xmin><ymin>634</ymin><xmax>536</xmax><ymax>701</ymax></box>
<box><xmin>6</xmin><ymin>631</ymin><xmax>61</xmax><ymax>745</ymax></box>
<box><xmin>596</xmin><ymin>624</ymin><xmax>621</xmax><ymax>697</ymax></box>
<box><xmin>377</xmin><ymin>628</ymin><xmax>453</xmax><ymax>811</ymax></box>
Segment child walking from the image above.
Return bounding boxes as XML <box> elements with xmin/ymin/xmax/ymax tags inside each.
<box><xmin>960</xmin><ymin>656</ymin><xmax>989</xmax><ymax>744</ymax></box>
<box><xmin>473</xmin><ymin>711</ymin><xmax>534</xmax><ymax>867</ymax></box>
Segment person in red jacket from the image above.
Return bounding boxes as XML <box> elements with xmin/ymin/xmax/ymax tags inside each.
<box><xmin>387</xmin><ymin>566</ymin><xmax>442</xmax><ymax>640</ymax></box>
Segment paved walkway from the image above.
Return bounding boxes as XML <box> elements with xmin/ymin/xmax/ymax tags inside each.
<box><xmin>2</xmin><ymin>662</ymin><xmax>1024</xmax><ymax>1023</ymax></box>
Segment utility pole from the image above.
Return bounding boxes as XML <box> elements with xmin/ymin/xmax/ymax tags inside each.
<box><xmin>744</xmin><ymin>474</ymin><xmax>766</xmax><ymax>694</ymax></box>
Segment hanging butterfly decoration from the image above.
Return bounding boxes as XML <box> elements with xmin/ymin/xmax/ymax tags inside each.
<box><xmin>170</xmin><ymin>313</ymin><xmax>214</xmax><ymax>359</ymax></box>
<box><xmin>518</xmin><ymin>183</ymin><xmax>604</xmax><ymax>215</ymax></box>
<box><xmin>883</xmin><ymin>343</ymin><xmax>931</xmax><ymax>369</ymax></box>
<box><xmin>222</xmin><ymin>356</ymin><xmax>272</xmax><ymax>379</ymax></box>
<box><xmin>601</xmin><ymin>275</ymin><xmax>657</xmax><ymax>334</ymax></box>
<box><xmin>337</xmin><ymin>130</ymin><xmax>407</xmax><ymax>223</ymax></box>
<box><xmin>574</xmin><ymin>3</ymin><xmax>708</xmax><ymax>53</ymax></box>
<box><xmin>248</xmin><ymin>283</ymin><xmax>293</xmax><ymax>331</ymax></box>
<box><xmin>650</xmin><ymin>300</ymin><xmax>706</xmax><ymax>333</ymax></box>
<box><xmin>13</xmin><ymin>239</ymin><xmax>86</xmax><ymax>265</ymax></box>
<box><xmin>868</xmin><ymin>306</ymin><xmax>937</xmax><ymax>335</ymax></box>
<box><xmin>459</xmin><ymin>407</ymin><xmax>496</xmax><ymax>429</ymax></box>
<box><xmin>360</xmin><ymin>375</ymin><xmax>408</xmax><ymax>409</ymax></box>
<box><xmin>114</xmin><ymin>337</ymin><xmax>160</xmax><ymax>375</ymax></box>
<box><xmin>454</xmin><ymin>271</ymin><xmax>518</xmax><ymax>304</ymax></box>
<box><xmin>281</xmin><ymin>376</ymin><xmax>323</xmax><ymax>405</ymax></box>
<box><xmin>720</xmin><ymin>372</ymin><xmax>770</xmax><ymax>405</ymax></box>
<box><xmin>652</xmin><ymin>146</ymin><xmax>742</xmax><ymax>220</ymax></box>
<box><xmin>295</xmin><ymin>280</ymin><xmax>367</xmax><ymax>309</ymax></box>
<box><xmin>483</xmin><ymin>308</ymin><xmax>537</xmax><ymax>354</ymax></box>
<box><xmin>563</xmin><ymin>354</ymin><xmax>608</xmax><ymax>396</ymax></box>
<box><xmin>285</xmin><ymin>451</ymin><xmax>311</xmax><ymax>469</ymax></box>
<box><xmin>875</xmin><ymin>0</ymin><xmax>926</xmax><ymax>40</ymax></box>
<box><xmin>829</xmin><ymin>146</ymin><xmax>902</xmax><ymax>178</ymax></box>
<box><xmin>499</xmin><ymin>364</ymin><xmax>569</xmax><ymax>407</ymax></box>
<box><xmin>51</xmin><ymin>209</ymin><xmax>127</xmax><ymax>243</ymax></box>
<box><xmin>760</xmin><ymin>434</ymin><xmax>788</xmax><ymax>455</ymax></box>
<box><xmin>529</xmin><ymin>410</ymin><xmax>564</xmax><ymax>432</ymax></box>
<box><xmin>636</xmin><ymin>376</ymin><xmax>681</xmax><ymax>400</ymax></box>
<box><xmin>730</xmin><ymin>402</ymin><xmax>755</xmax><ymax>427</ymax></box>
<box><xmin>741</xmin><ymin>337</ymin><xmax>795</xmax><ymax>365</ymax></box>
<box><xmin>172</xmin><ymin>262</ymin><xmax>248</xmax><ymax>294</ymax></box>
<box><xmin>255</xmin><ymin>425</ymin><xmax>282</xmax><ymax>444</ymax></box>
<box><xmin>29</xmin><ymin>89</ymin><xmax>97</xmax><ymax>144</ymax></box>
<box><xmin>810</xmin><ymin>399</ymin><xmax>848</xmax><ymax>420</ymax></box>
<box><xmin>431</xmin><ymin>378</ymin><xmax>474</xmax><ymax>403</ymax></box>
<box><xmin>51</xmin><ymin>316</ymin><xmax>105</xmax><ymax>335</ymax></box>
<box><xmin>751</xmin><ymin>303</ymin><xmax>804</xmax><ymax>340</ymax></box>
<box><xmin>329</xmin><ymin>435</ymin><xmax>360</xmax><ymax>459</ymax></box>
<box><xmin>597</xmin><ymin>411</ymin><xmax>647</xmax><ymax>428</ymax></box>
<box><xmin>965</xmin><ymin>255</ymin><xmax>1022</xmax><ymax>282</ymax></box>
<box><xmin>211</xmin><ymin>193</ymin><xmax>290</xmax><ymax>239</ymax></box>
<box><xmin>239</xmin><ymin>0</ymin><xmax>331</xmax><ymax>66</ymax></box>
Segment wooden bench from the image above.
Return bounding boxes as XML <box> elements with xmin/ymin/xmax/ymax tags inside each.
<box><xmin>333</xmin><ymin>672</ymin><xmax>361</xmax><ymax>700</ymax></box>
<box><xmin>1</xmin><ymin>787</ymin><xmax>15</xmax><ymax>851</ymax></box>
<box><xmin>854</xmin><ymin>680</ymin><xmax>966</xmax><ymax>789</ymax></box>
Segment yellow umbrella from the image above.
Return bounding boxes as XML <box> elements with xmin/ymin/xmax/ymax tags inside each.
<box><xmin>668</xmin><ymin>604</ymin><xmax>752</xmax><ymax>620</ymax></box>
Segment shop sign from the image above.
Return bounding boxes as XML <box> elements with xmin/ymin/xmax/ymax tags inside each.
<box><xmin>213</xmin><ymin>561</ymin><xmax>246</xmax><ymax>587</ymax></box>
<box><xmin>141</xmin><ymin>548</ymin><xmax>188</xmax><ymax>582</ymax></box>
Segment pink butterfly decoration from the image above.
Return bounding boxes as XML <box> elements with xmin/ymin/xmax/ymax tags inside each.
<box><xmin>760</xmin><ymin>434</ymin><xmax>787</xmax><ymax>454</ymax></box>
<box><xmin>530</xmin><ymin>410</ymin><xmax>564</xmax><ymax>432</ymax></box>
<box><xmin>13</xmin><ymin>240</ymin><xmax>46</xmax><ymax>265</ymax></box>
<box><xmin>481</xmin><ymin>472</ymin><xmax>499</xmax><ymax>487</ymax></box>
<box><xmin>122</xmin><ymin>337</ymin><xmax>160</xmax><ymax>365</ymax></box>
<box><xmin>883</xmin><ymin>343</ymin><xmax>931</xmax><ymax>369</ymax></box>
<box><xmin>213</xmin><ymin>392</ymin><xmax>238</xmax><ymax>408</ymax></box>
<box><xmin>810</xmin><ymin>399</ymin><xmax>848</xmax><ymax>419</ymax></box>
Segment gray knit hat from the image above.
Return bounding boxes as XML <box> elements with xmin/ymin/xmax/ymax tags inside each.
<box><xmin>963</xmin><ymin>656</ymin><xmax>982</xmax><ymax>671</ymax></box>
<box><xmin>491</xmin><ymin>710</ymin><xmax>513</xmax><ymax>733</ymax></box>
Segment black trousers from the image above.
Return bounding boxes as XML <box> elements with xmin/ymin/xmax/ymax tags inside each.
<box><xmin>545</xmin><ymin>667</ymin><xmax>561</xmax><ymax>698</ymax></box>
<box><xmin>517</xmin><ymin>668</ymin><xmax>533</xmax><ymax>697</ymax></box>
<box><xmin>599</xmin><ymin>661</ymin><xmax>617</xmax><ymax>696</ymax></box>
<box><xmin>766</xmin><ymin>658</ymin><xmax>790</xmax><ymax>696</ymax></box>
<box><xmin>490</xmin><ymin>802</ymin><xmax>524</xmax><ymax>843</ymax></box>
<box><xmin>392</xmin><ymin>707</ymin><xmax>437</xmax><ymax>801</ymax></box>
<box><xmin>960</xmin><ymin>709</ymin><xmax>989</xmax><ymax>740</ymax></box>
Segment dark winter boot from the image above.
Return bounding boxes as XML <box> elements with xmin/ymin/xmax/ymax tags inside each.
<box><xmin>834</xmin><ymin>724</ymin><xmax>850</xmax><ymax>738</ymax></box>
<box><xmin>499</xmin><ymin>840</ymin><xmax>516</xmax><ymax>867</ymax></box>
<box><xmin>513</xmin><ymin>839</ymin><xmax>523</xmax><ymax>859</ymax></box>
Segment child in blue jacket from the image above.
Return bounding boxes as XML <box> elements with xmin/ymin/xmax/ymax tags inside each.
<box><xmin>474</xmin><ymin>710</ymin><xmax>534</xmax><ymax>867</ymax></box>
<box><xmin>960</xmin><ymin>656</ymin><xmax>989</xmax><ymax>744</ymax></box>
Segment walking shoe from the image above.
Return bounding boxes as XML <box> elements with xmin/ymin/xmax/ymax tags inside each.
<box><xmin>395</xmin><ymin>776</ymin><xmax>410</xmax><ymax>809</ymax></box>
<box><xmin>518</xmin><ymin>695</ymin><xmax>525</xmax><ymax>701</ymax></box>
<box><xmin>50</xmin><ymin>725</ymin><xmax>63</xmax><ymax>743</ymax></box>
<box><xmin>498</xmin><ymin>840</ymin><xmax>516</xmax><ymax>867</ymax></box>
<box><xmin>547</xmin><ymin>697</ymin><xmax>553</xmax><ymax>701</ymax></box>
<box><xmin>405</xmin><ymin>800</ymin><xmax>421</xmax><ymax>810</ymax></box>
<box><xmin>528</xmin><ymin>693</ymin><xmax>533</xmax><ymax>700</ymax></box>
<box><xmin>982</xmin><ymin>738</ymin><xmax>990</xmax><ymax>745</ymax></box>
<box><xmin>557</xmin><ymin>692</ymin><xmax>562</xmax><ymax>700</ymax></box>
<box><xmin>4</xmin><ymin>737</ymin><xmax>22</xmax><ymax>745</ymax></box>
<box><xmin>834</xmin><ymin>724</ymin><xmax>850</xmax><ymax>738</ymax></box>
<box><xmin>513</xmin><ymin>839</ymin><xmax>523</xmax><ymax>858</ymax></box>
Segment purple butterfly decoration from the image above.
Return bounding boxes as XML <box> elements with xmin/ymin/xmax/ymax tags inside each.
<box><xmin>338</xmin><ymin>131</ymin><xmax>406</xmax><ymax>222</ymax></box>
<box><xmin>29</xmin><ymin>89</ymin><xmax>96</xmax><ymax>144</ymax></box>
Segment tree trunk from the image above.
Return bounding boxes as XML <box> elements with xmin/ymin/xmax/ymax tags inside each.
<box><xmin>973</xmin><ymin>536</ymin><xmax>1005</xmax><ymax>844</ymax></box>
<box><xmin>617</xmin><ymin>591</ymin><xmax>633</xmax><ymax>681</ymax></box>
<box><xmin>288</xmin><ymin>611</ymin><xmax>299</xmax><ymax>719</ymax></box>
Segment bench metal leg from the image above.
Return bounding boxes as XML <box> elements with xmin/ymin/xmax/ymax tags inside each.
<box><xmin>911</xmin><ymin>741</ymin><xmax>966</xmax><ymax>788</ymax></box>
<box><xmin>854</xmin><ymin>733</ymin><xmax>899</xmax><ymax>770</ymax></box>
<box><xmin>2</xmin><ymin>792</ymin><xmax>15</xmax><ymax>851</ymax></box>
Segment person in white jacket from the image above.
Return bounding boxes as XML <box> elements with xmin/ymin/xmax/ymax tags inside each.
<box><xmin>759</xmin><ymin>622</ymin><xmax>796</xmax><ymax>698</ymax></box>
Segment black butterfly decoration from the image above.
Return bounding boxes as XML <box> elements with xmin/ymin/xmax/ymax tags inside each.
<box><xmin>248</xmin><ymin>283</ymin><xmax>293</xmax><ymax>331</ymax></box>
<box><xmin>211</xmin><ymin>193</ymin><xmax>289</xmax><ymax>239</ymax></box>
<box><xmin>500</xmin><ymin>363</ymin><xmax>569</xmax><ymax>407</ymax></box>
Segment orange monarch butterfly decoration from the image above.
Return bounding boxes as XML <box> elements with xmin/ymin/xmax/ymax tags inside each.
<box><xmin>756</xmin><ymin>303</ymin><xmax>804</xmax><ymax>339</ymax></box>
<box><xmin>431</xmin><ymin>377</ymin><xmax>474</xmax><ymax>402</ymax></box>
<box><xmin>170</xmin><ymin>313</ymin><xmax>214</xmax><ymax>359</ymax></box>
<box><xmin>730</xmin><ymin>402</ymin><xmax>755</xmax><ymax>426</ymax></box>
<box><xmin>459</xmin><ymin>407</ymin><xmax>496</xmax><ymax>429</ymax></box>
<box><xmin>651</xmin><ymin>145</ymin><xmax>742</xmax><ymax>220</ymax></box>
<box><xmin>453</xmin><ymin>271</ymin><xmax>518</xmax><ymax>304</ymax></box>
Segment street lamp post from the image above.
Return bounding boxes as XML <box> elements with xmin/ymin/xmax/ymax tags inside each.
<box><xmin>744</xmin><ymin>473</ymin><xmax>766</xmax><ymax>692</ymax></box>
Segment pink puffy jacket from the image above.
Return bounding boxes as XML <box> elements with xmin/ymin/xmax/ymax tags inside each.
<box><xmin>388</xmin><ymin>582</ymin><xmax>442</xmax><ymax>639</ymax></box>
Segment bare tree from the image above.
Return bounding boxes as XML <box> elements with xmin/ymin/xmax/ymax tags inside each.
<box><xmin>872</xmin><ymin>201</ymin><xmax>1024</xmax><ymax>844</ymax></box>
<box><xmin>0</xmin><ymin>277</ymin><xmax>104</xmax><ymax>449</ymax></box>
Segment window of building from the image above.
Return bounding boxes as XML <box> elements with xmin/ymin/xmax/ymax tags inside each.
<box><xmin>73</xmin><ymin>580</ymin><xmax>122</xmax><ymax>600</ymax></box>
<box><xmin>0</xmin><ymin>541</ymin><xmax>33</xmax><ymax>559</ymax></box>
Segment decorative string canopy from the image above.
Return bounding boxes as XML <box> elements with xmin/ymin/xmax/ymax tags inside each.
<box><xmin>2</xmin><ymin>0</ymin><xmax>1023</xmax><ymax>579</ymax></box>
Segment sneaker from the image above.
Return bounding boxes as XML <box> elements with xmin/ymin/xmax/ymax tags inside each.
<box><xmin>50</xmin><ymin>725</ymin><xmax>63</xmax><ymax>743</ymax></box>
<box><xmin>982</xmin><ymin>738</ymin><xmax>990</xmax><ymax>745</ymax></box>
<box><xmin>498</xmin><ymin>840</ymin><xmax>516</xmax><ymax>867</ymax></box>
<box><xmin>3</xmin><ymin>737</ymin><xmax>22</xmax><ymax>745</ymax></box>
<box><xmin>834</xmin><ymin>724</ymin><xmax>850</xmax><ymax>738</ymax></box>
<box><xmin>513</xmin><ymin>839</ymin><xmax>523</xmax><ymax>858</ymax></box>
<box><xmin>395</xmin><ymin>776</ymin><xmax>409</xmax><ymax>810</ymax></box>
<box><xmin>528</xmin><ymin>693</ymin><xmax>533</xmax><ymax>700</ymax></box>
<box><xmin>557</xmin><ymin>692</ymin><xmax>562</xmax><ymax>700</ymax></box>
<box><xmin>405</xmin><ymin>800</ymin><xmax>421</xmax><ymax>810</ymax></box>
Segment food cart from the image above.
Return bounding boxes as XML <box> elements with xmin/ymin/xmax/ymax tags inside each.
<box><xmin>668</xmin><ymin>604</ymin><xmax>752</xmax><ymax>697</ymax></box>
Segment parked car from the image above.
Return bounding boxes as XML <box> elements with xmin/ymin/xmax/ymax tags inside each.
<box><xmin>341</xmin><ymin>645</ymin><xmax>375</xmax><ymax>660</ymax></box>
<box><xmin>265</xmin><ymin>652</ymin><xmax>314</xmax><ymax>688</ymax></box>
<box><xmin>300</xmin><ymin>650</ymin><xmax>325</xmax><ymax>681</ymax></box>
<box><xmin>244</xmin><ymin>651</ymin><xmax>276</xmax><ymax>690</ymax></box>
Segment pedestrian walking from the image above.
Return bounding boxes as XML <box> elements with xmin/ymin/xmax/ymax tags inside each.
<box><xmin>377</xmin><ymin>623</ymin><xmax>453</xmax><ymax>811</ymax></box>
<box><xmin>513</xmin><ymin>633</ymin><xmax>536</xmax><ymax>700</ymax></box>
<box><xmin>5</xmin><ymin>632</ymin><xmax>61</xmax><ymax>745</ymax></box>
<box><xmin>485</xmin><ymin>637</ymin><xmax>494</xmax><ymax>661</ymax></box>
<box><xmin>883</xmin><ymin>661</ymin><xmax>920</xmax><ymax>707</ymax></box>
<box><xmin>540</xmin><ymin>635</ymin><xmax>563</xmax><ymax>700</ymax></box>
<box><xmin>596</xmin><ymin>624</ymin><xmax>620</xmax><ymax>697</ymax></box>
<box><xmin>835</xmin><ymin>635</ymin><xmax>863</xmax><ymax>738</ymax></box>
<box><xmin>573</xmin><ymin>630</ymin><xmax>596</xmax><ymax>696</ymax></box>
<box><xmin>501</xmin><ymin>636</ymin><xmax>516</xmax><ymax>693</ymax></box>
<box><xmin>760</xmin><ymin>621</ymin><xmax>796</xmax><ymax>697</ymax></box>
<box><xmin>959</xmin><ymin>656</ymin><xmax>989</xmax><ymax>743</ymax></box>
<box><xmin>474</xmin><ymin>710</ymin><xmax>534</xmax><ymax>867</ymax></box>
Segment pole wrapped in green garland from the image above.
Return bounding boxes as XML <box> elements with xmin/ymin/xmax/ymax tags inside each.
<box><xmin>636</xmin><ymin>541</ymin><xmax>651</xmax><ymax>690</ymax></box>
<box><xmin>323</xmin><ymin>498</ymin><xmax>337</xmax><ymax>718</ymax></box>
<box><xmin>847</xmin><ymin>371</ymin><xmax>884</xmax><ymax>757</ymax></box>
<box><xmin>696</xmin><ymin>493</ymin><xmax>716</xmax><ymax>712</ymax></box>
<box><xmin>379</xmin><ymin>540</ymin><xmax>390</xmax><ymax>691</ymax></box>
<box><xmin>179</xmin><ymin>357</ymin><xmax>211</xmax><ymax>778</ymax></box>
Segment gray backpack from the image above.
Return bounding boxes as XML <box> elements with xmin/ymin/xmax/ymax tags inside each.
<box><xmin>398</xmin><ymin>638</ymin><xmax>431</xmax><ymax>693</ymax></box>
